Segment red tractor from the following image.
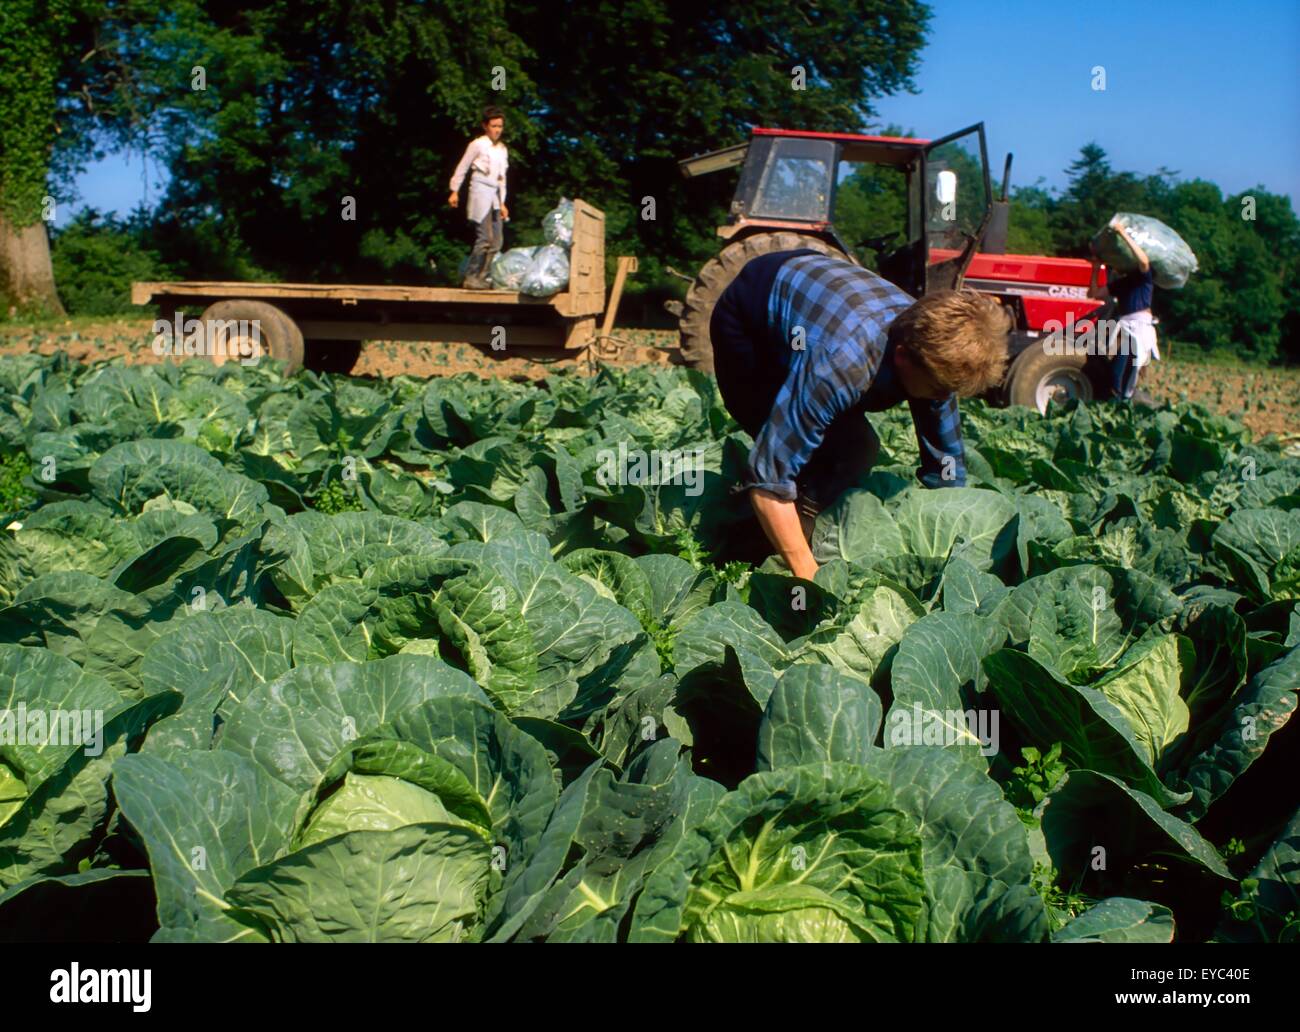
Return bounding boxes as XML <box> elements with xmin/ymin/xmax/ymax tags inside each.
<box><xmin>670</xmin><ymin>123</ymin><xmax>1113</xmax><ymax>412</ymax></box>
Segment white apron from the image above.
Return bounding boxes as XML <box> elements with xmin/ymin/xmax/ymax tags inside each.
<box><xmin>1111</xmin><ymin>310</ymin><xmax>1159</xmax><ymax>368</ymax></box>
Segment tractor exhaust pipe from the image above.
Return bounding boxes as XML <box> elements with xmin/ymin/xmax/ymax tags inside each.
<box><xmin>983</xmin><ymin>152</ymin><xmax>1014</xmax><ymax>254</ymax></box>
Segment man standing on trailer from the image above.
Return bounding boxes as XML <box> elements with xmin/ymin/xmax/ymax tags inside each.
<box><xmin>448</xmin><ymin>106</ymin><xmax>510</xmax><ymax>289</ymax></box>
<box><xmin>709</xmin><ymin>248</ymin><xmax>1010</xmax><ymax>580</ymax></box>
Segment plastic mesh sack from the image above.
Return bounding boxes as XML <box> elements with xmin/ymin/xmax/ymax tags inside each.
<box><xmin>489</xmin><ymin>246</ymin><xmax>539</xmax><ymax>290</ymax></box>
<box><xmin>542</xmin><ymin>198</ymin><xmax>575</xmax><ymax>248</ymax></box>
<box><xmin>519</xmin><ymin>244</ymin><xmax>570</xmax><ymax>297</ymax></box>
<box><xmin>1092</xmin><ymin>213</ymin><xmax>1199</xmax><ymax>289</ymax></box>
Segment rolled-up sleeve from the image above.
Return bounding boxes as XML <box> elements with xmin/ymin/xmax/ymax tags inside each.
<box><xmin>745</xmin><ymin>344</ymin><xmax>861</xmax><ymax>500</ymax></box>
<box><xmin>910</xmin><ymin>394</ymin><xmax>966</xmax><ymax>488</ymax></box>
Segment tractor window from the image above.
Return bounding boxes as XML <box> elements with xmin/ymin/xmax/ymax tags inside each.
<box><xmin>750</xmin><ymin>138</ymin><xmax>835</xmax><ymax>221</ymax></box>
<box><xmin>834</xmin><ymin>161</ymin><xmax>908</xmax><ymax>270</ymax></box>
<box><xmin>924</xmin><ymin>128</ymin><xmax>991</xmax><ymax>248</ymax></box>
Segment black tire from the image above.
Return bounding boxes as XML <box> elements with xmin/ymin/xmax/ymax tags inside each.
<box><xmin>1004</xmin><ymin>337</ymin><xmax>1096</xmax><ymax>413</ymax></box>
<box><xmin>197</xmin><ymin>300</ymin><xmax>305</xmax><ymax>374</ymax></box>
<box><xmin>677</xmin><ymin>232</ymin><xmax>848</xmax><ymax>373</ymax></box>
<box><xmin>304</xmin><ymin>340</ymin><xmax>364</xmax><ymax>375</ymax></box>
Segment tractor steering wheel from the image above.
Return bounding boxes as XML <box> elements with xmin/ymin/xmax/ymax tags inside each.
<box><xmin>859</xmin><ymin>232</ymin><xmax>900</xmax><ymax>253</ymax></box>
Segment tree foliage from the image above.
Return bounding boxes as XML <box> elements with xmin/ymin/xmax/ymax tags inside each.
<box><xmin>8</xmin><ymin>2</ymin><xmax>1298</xmax><ymax>363</ymax></box>
<box><xmin>0</xmin><ymin>0</ymin><xmax>175</xmax><ymax>312</ymax></box>
<box><xmin>83</xmin><ymin>0</ymin><xmax>928</xmax><ymax>299</ymax></box>
<box><xmin>0</xmin><ymin>0</ymin><xmax>74</xmax><ymax>226</ymax></box>
<box><xmin>50</xmin><ymin>208</ymin><xmax>172</xmax><ymax>314</ymax></box>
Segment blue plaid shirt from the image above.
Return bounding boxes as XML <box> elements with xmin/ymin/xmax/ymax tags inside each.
<box><xmin>747</xmin><ymin>253</ymin><xmax>967</xmax><ymax>499</ymax></box>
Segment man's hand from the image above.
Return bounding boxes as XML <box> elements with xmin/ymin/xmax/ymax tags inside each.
<box><xmin>749</xmin><ymin>488</ymin><xmax>819</xmax><ymax>580</ymax></box>
<box><xmin>500</xmin><ymin>203</ymin><xmax>509</xmax><ymax>221</ymax></box>
<box><xmin>448</xmin><ymin>191</ymin><xmax>459</xmax><ymax>208</ymax></box>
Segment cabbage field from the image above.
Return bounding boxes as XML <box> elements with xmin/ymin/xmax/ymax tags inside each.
<box><xmin>0</xmin><ymin>350</ymin><xmax>1296</xmax><ymax>943</ymax></box>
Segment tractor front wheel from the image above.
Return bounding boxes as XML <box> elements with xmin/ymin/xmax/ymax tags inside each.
<box><xmin>677</xmin><ymin>232</ymin><xmax>847</xmax><ymax>373</ymax></box>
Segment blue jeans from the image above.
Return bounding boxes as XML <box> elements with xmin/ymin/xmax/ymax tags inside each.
<box><xmin>1110</xmin><ymin>350</ymin><xmax>1139</xmax><ymax>400</ymax></box>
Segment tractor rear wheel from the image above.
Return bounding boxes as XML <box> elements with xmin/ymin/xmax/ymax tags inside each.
<box><xmin>677</xmin><ymin>232</ymin><xmax>848</xmax><ymax>373</ymax></box>
<box><xmin>1005</xmin><ymin>337</ymin><xmax>1105</xmax><ymax>413</ymax></box>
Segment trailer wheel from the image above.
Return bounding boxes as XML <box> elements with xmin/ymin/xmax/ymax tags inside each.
<box><xmin>304</xmin><ymin>340</ymin><xmax>363</xmax><ymax>375</ymax></box>
<box><xmin>1004</xmin><ymin>338</ymin><xmax>1098</xmax><ymax>413</ymax></box>
<box><xmin>677</xmin><ymin>232</ymin><xmax>847</xmax><ymax>373</ymax></box>
<box><xmin>197</xmin><ymin>300</ymin><xmax>305</xmax><ymax>374</ymax></box>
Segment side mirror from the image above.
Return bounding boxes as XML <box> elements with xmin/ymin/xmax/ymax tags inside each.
<box><xmin>936</xmin><ymin>170</ymin><xmax>957</xmax><ymax>207</ymax></box>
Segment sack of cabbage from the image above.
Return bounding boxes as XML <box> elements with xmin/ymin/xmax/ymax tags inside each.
<box><xmin>1091</xmin><ymin>212</ymin><xmax>1199</xmax><ymax>289</ymax></box>
<box><xmin>489</xmin><ymin>243</ymin><xmax>570</xmax><ymax>296</ymax></box>
<box><xmin>489</xmin><ymin>246</ymin><xmax>539</xmax><ymax>290</ymax></box>
<box><xmin>487</xmin><ymin>198</ymin><xmax>576</xmax><ymax>295</ymax></box>
<box><xmin>542</xmin><ymin>197</ymin><xmax>575</xmax><ymax>248</ymax></box>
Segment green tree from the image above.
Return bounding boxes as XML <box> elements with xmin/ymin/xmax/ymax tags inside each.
<box><xmin>50</xmin><ymin>208</ymin><xmax>172</xmax><ymax>315</ymax></box>
<box><xmin>1159</xmin><ymin>180</ymin><xmax>1287</xmax><ymax>362</ymax></box>
<box><xmin>129</xmin><ymin>1</ymin><xmax>539</xmax><ymax>283</ymax></box>
<box><xmin>1005</xmin><ymin>183</ymin><xmax>1056</xmax><ymax>255</ymax></box>
<box><xmin>0</xmin><ymin>0</ymin><xmax>76</xmax><ymax>313</ymax></box>
<box><xmin>505</xmin><ymin>0</ymin><xmax>932</xmax><ymax>295</ymax></box>
<box><xmin>1229</xmin><ymin>187</ymin><xmax>1300</xmax><ymax>363</ymax></box>
<box><xmin>1050</xmin><ymin>143</ymin><xmax>1146</xmax><ymax>256</ymax></box>
<box><xmin>104</xmin><ymin>0</ymin><xmax>929</xmax><ymax>302</ymax></box>
<box><xmin>1</xmin><ymin>0</ymin><xmax>175</xmax><ymax>315</ymax></box>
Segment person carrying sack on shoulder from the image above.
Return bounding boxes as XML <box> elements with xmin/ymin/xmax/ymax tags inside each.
<box><xmin>1092</xmin><ymin>217</ymin><xmax>1158</xmax><ymax>401</ymax></box>
<box><xmin>449</xmin><ymin>106</ymin><xmax>509</xmax><ymax>289</ymax></box>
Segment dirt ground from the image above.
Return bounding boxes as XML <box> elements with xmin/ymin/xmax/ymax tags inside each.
<box><xmin>1140</xmin><ymin>355</ymin><xmax>1299</xmax><ymax>442</ymax></box>
<box><xmin>0</xmin><ymin>320</ymin><xmax>679</xmax><ymax>378</ymax></box>
<box><xmin>2</xmin><ymin>319</ymin><xmax>1297</xmax><ymax>445</ymax></box>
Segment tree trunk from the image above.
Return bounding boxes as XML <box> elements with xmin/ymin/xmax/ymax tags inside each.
<box><xmin>0</xmin><ymin>211</ymin><xmax>65</xmax><ymax>317</ymax></box>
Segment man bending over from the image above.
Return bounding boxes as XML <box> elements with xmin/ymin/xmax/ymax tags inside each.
<box><xmin>708</xmin><ymin>248</ymin><xmax>1010</xmax><ymax>579</ymax></box>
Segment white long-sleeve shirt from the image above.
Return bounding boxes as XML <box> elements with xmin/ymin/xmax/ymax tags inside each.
<box><xmin>449</xmin><ymin>135</ymin><xmax>508</xmax><ymax>224</ymax></box>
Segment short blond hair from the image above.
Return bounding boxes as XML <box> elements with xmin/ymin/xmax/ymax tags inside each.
<box><xmin>888</xmin><ymin>289</ymin><xmax>1010</xmax><ymax>397</ymax></box>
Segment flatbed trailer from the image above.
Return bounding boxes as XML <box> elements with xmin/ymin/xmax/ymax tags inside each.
<box><xmin>131</xmin><ymin>199</ymin><xmax>637</xmax><ymax>373</ymax></box>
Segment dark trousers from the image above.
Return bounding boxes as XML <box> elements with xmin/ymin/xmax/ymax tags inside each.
<box><xmin>466</xmin><ymin>208</ymin><xmax>503</xmax><ymax>282</ymax></box>
<box><xmin>1110</xmin><ymin>350</ymin><xmax>1140</xmax><ymax>400</ymax></box>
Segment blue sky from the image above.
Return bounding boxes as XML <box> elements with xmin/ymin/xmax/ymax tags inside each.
<box><xmin>869</xmin><ymin>0</ymin><xmax>1300</xmax><ymax>203</ymax></box>
<box><xmin>72</xmin><ymin>0</ymin><xmax>1299</xmax><ymax>218</ymax></box>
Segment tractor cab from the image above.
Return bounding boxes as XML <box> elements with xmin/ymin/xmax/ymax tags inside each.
<box><xmin>674</xmin><ymin>123</ymin><xmax>1109</xmax><ymax>413</ymax></box>
<box><xmin>679</xmin><ymin>123</ymin><xmax>994</xmax><ymax>296</ymax></box>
